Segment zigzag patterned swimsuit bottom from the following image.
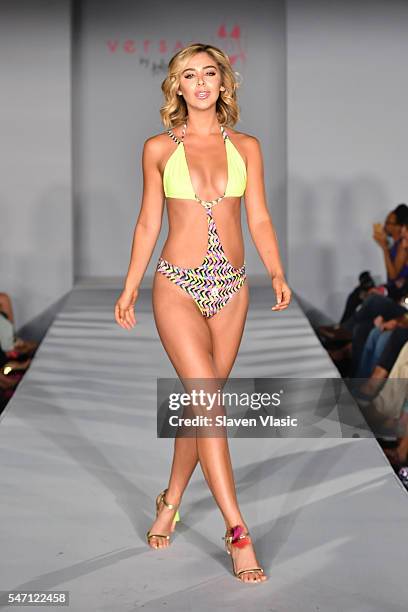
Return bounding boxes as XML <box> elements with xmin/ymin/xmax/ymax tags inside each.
<box><xmin>156</xmin><ymin>206</ymin><xmax>246</xmax><ymax>318</ymax></box>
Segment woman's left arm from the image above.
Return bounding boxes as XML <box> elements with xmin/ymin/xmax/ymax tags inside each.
<box><xmin>243</xmin><ymin>135</ymin><xmax>291</xmax><ymax>311</ymax></box>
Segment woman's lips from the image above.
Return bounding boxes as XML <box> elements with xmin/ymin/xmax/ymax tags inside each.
<box><xmin>195</xmin><ymin>91</ymin><xmax>210</xmax><ymax>99</ymax></box>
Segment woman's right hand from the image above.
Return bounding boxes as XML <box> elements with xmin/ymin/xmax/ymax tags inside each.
<box><xmin>114</xmin><ymin>287</ymin><xmax>138</xmax><ymax>329</ymax></box>
<box><xmin>382</xmin><ymin>319</ymin><xmax>398</xmax><ymax>331</ymax></box>
<box><xmin>372</xmin><ymin>229</ymin><xmax>388</xmax><ymax>248</ymax></box>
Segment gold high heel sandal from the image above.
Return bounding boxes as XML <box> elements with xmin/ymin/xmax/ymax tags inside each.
<box><xmin>222</xmin><ymin>524</ymin><xmax>266</xmax><ymax>582</ymax></box>
<box><xmin>146</xmin><ymin>488</ymin><xmax>180</xmax><ymax>546</ymax></box>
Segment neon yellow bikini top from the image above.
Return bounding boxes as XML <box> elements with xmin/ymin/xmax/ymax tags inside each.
<box><xmin>163</xmin><ymin>123</ymin><xmax>247</xmax><ymax>202</ymax></box>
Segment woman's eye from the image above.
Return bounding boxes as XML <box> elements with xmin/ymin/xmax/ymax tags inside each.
<box><xmin>185</xmin><ymin>72</ymin><xmax>216</xmax><ymax>79</ymax></box>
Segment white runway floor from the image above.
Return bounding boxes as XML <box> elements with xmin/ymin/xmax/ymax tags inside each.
<box><xmin>1</xmin><ymin>281</ymin><xmax>408</xmax><ymax>611</ymax></box>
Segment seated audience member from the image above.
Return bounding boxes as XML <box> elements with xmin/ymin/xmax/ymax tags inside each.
<box><xmin>328</xmin><ymin>293</ymin><xmax>407</xmax><ymax>374</ymax></box>
<box><xmin>358</xmin><ymin>342</ymin><xmax>408</xmax><ymax>465</ymax></box>
<box><xmin>0</xmin><ymin>346</ymin><xmax>30</xmax><ymax>390</ymax></box>
<box><xmin>321</xmin><ymin>213</ymin><xmax>408</xmax><ymax>372</ymax></box>
<box><xmin>358</xmin><ymin>326</ymin><xmax>408</xmax><ymax>394</ymax></box>
<box><xmin>338</xmin><ymin>271</ymin><xmax>377</xmax><ymax>325</ymax></box>
<box><xmin>355</xmin><ymin>319</ymin><xmax>396</xmax><ymax>378</ymax></box>
<box><xmin>319</xmin><ymin>203</ymin><xmax>408</xmax><ymax>336</ymax></box>
<box><xmin>0</xmin><ymin>292</ymin><xmax>38</xmax><ymax>357</ymax></box>
<box><xmin>349</xmin><ymin>216</ymin><xmax>408</xmax><ymax>373</ymax></box>
<box><xmin>373</xmin><ymin>203</ymin><xmax>408</xmax><ymax>298</ymax></box>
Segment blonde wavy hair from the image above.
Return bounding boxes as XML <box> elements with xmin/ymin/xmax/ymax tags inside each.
<box><xmin>160</xmin><ymin>43</ymin><xmax>242</xmax><ymax>129</ymax></box>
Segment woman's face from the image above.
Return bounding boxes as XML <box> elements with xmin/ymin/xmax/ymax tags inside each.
<box><xmin>384</xmin><ymin>212</ymin><xmax>401</xmax><ymax>239</ymax></box>
<box><xmin>177</xmin><ymin>52</ymin><xmax>222</xmax><ymax>111</ymax></box>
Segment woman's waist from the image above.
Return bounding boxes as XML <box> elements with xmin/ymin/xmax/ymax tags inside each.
<box><xmin>157</xmin><ymin>242</ymin><xmax>246</xmax><ymax>274</ymax></box>
<box><xmin>158</xmin><ymin>251</ymin><xmax>246</xmax><ymax>271</ymax></box>
<box><xmin>157</xmin><ymin>255</ymin><xmax>246</xmax><ymax>279</ymax></box>
<box><xmin>160</xmin><ymin>234</ymin><xmax>245</xmax><ymax>268</ymax></box>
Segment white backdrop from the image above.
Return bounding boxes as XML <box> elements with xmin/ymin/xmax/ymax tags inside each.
<box><xmin>0</xmin><ymin>0</ymin><xmax>72</xmax><ymax>332</ymax></box>
<box><xmin>287</xmin><ymin>0</ymin><xmax>408</xmax><ymax>321</ymax></box>
<box><xmin>73</xmin><ymin>0</ymin><xmax>287</xmax><ymax>283</ymax></box>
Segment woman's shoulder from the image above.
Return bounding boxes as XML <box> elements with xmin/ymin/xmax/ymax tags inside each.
<box><xmin>143</xmin><ymin>127</ymin><xmax>261</xmax><ymax>154</ymax></box>
<box><xmin>226</xmin><ymin>127</ymin><xmax>260</xmax><ymax>147</ymax></box>
<box><xmin>227</xmin><ymin>128</ymin><xmax>262</xmax><ymax>160</ymax></box>
<box><xmin>142</xmin><ymin>131</ymin><xmax>175</xmax><ymax>163</ymax></box>
<box><xmin>144</xmin><ymin>130</ymin><xmax>173</xmax><ymax>148</ymax></box>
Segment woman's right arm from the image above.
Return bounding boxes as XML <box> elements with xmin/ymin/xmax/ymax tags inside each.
<box><xmin>375</xmin><ymin>233</ymin><xmax>406</xmax><ymax>281</ymax></box>
<box><xmin>114</xmin><ymin>136</ymin><xmax>164</xmax><ymax>329</ymax></box>
<box><xmin>124</xmin><ymin>136</ymin><xmax>165</xmax><ymax>292</ymax></box>
<box><xmin>385</xmin><ymin>241</ymin><xmax>407</xmax><ymax>281</ymax></box>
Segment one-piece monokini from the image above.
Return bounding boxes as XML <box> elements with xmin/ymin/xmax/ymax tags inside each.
<box><xmin>156</xmin><ymin>122</ymin><xmax>247</xmax><ymax>318</ymax></box>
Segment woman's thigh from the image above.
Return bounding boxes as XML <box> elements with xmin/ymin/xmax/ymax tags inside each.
<box><xmin>373</xmin><ymin>330</ymin><xmax>392</xmax><ymax>362</ymax></box>
<box><xmin>152</xmin><ymin>273</ymin><xmax>249</xmax><ymax>380</ymax></box>
<box><xmin>152</xmin><ymin>272</ymin><xmax>216</xmax><ymax>378</ymax></box>
<box><xmin>207</xmin><ymin>281</ymin><xmax>249</xmax><ymax>379</ymax></box>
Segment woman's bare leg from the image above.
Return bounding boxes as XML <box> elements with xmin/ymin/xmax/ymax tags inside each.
<box><xmin>198</xmin><ymin>283</ymin><xmax>266</xmax><ymax>582</ymax></box>
<box><xmin>150</xmin><ymin>275</ymin><xmax>266</xmax><ymax>581</ymax></box>
<box><xmin>148</xmin><ymin>273</ymin><xmax>213</xmax><ymax>547</ymax></box>
<box><xmin>164</xmin><ymin>283</ymin><xmax>251</xmax><ymax>516</ymax></box>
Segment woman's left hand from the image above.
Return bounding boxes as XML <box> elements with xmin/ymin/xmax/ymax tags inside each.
<box><xmin>271</xmin><ymin>275</ymin><xmax>292</xmax><ymax>311</ymax></box>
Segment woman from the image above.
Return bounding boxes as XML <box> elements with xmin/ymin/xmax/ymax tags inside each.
<box><xmin>359</xmin><ymin>341</ymin><xmax>408</xmax><ymax>466</ymax></box>
<box><xmin>114</xmin><ymin>43</ymin><xmax>291</xmax><ymax>584</ymax></box>
<box><xmin>373</xmin><ymin>204</ymin><xmax>408</xmax><ymax>295</ymax></box>
<box><xmin>319</xmin><ymin>205</ymin><xmax>408</xmax><ymax>342</ymax></box>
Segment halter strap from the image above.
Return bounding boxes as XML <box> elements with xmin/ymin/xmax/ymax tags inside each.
<box><xmin>166</xmin><ymin>123</ymin><xmax>228</xmax><ymax>145</ymax></box>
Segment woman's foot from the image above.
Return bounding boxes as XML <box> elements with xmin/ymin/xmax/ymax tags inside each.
<box><xmin>224</xmin><ymin>525</ymin><xmax>268</xmax><ymax>583</ymax></box>
<box><xmin>146</xmin><ymin>490</ymin><xmax>181</xmax><ymax>549</ymax></box>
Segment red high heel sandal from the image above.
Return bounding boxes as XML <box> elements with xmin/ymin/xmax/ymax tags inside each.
<box><xmin>222</xmin><ymin>524</ymin><xmax>266</xmax><ymax>582</ymax></box>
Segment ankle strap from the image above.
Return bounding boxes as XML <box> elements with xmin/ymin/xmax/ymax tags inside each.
<box><xmin>160</xmin><ymin>489</ymin><xmax>177</xmax><ymax>510</ymax></box>
<box><xmin>223</xmin><ymin>524</ymin><xmax>251</xmax><ymax>547</ymax></box>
